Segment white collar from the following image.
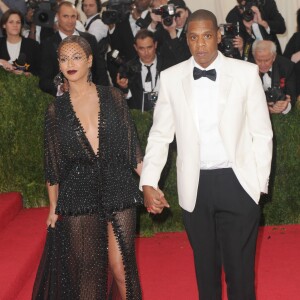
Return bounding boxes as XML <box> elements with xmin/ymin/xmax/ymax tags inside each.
<box><xmin>58</xmin><ymin>30</ymin><xmax>79</xmax><ymax>40</ymax></box>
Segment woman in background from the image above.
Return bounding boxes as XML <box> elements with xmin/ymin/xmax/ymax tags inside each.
<box><xmin>0</xmin><ymin>9</ymin><xmax>40</xmax><ymax>75</ymax></box>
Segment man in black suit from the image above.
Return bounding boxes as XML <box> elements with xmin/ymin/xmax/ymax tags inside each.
<box><xmin>252</xmin><ymin>40</ymin><xmax>297</xmax><ymax>114</ymax></box>
<box><xmin>39</xmin><ymin>1</ymin><xmax>109</xmax><ymax>96</ymax></box>
<box><xmin>107</xmin><ymin>0</ymin><xmax>152</xmax><ymax>86</ymax></box>
<box><xmin>226</xmin><ymin>0</ymin><xmax>286</xmax><ymax>55</ymax></box>
<box><xmin>149</xmin><ymin>0</ymin><xmax>191</xmax><ymax>70</ymax></box>
<box><xmin>108</xmin><ymin>0</ymin><xmax>152</xmax><ymax>62</ymax></box>
<box><xmin>116</xmin><ymin>29</ymin><xmax>162</xmax><ymax>111</ymax></box>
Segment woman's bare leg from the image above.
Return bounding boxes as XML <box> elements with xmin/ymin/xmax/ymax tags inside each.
<box><xmin>108</xmin><ymin>208</ymin><xmax>142</xmax><ymax>300</ymax></box>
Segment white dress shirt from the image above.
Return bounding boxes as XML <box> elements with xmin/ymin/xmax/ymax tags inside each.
<box><xmin>85</xmin><ymin>14</ymin><xmax>108</xmax><ymax>42</ymax></box>
<box><xmin>192</xmin><ymin>53</ymin><xmax>232</xmax><ymax>169</ymax></box>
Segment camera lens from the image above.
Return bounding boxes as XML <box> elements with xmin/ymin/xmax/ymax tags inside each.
<box><xmin>163</xmin><ymin>16</ymin><xmax>173</xmax><ymax>27</ymax></box>
<box><xmin>38</xmin><ymin>12</ymin><xmax>49</xmax><ymax>23</ymax></box>
<box><xmin>242</xmin><ymin>9</ymin><xmax>254</xmax><ymax>22</ymax></box>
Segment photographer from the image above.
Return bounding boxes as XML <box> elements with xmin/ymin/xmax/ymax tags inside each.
<box><xmin>106</xmin><ymin>0</ymin><xmax>152</xmax><ymax>85</ymax></box>
<box><xmin>82</xmin><ymin>0</ymin><xmax>108</xmax><ymax>43</ymax></box>
<box><xmin>108</xmin><ymin>0</ymin><xmax>152</xmax><ymax>62</ymax></box>
<box><xmin>116</xmin><ymin>29</ymin><xmax>161</xmax><ymax>111</ymax></box>
<box><xmin>226</xmin><ymin>0</ymin><xmax>286</xmax><ymax>58</ymax></box>
<box><xmin>23</xmin><ymin>5</ymin><xmax>55</xmax><ymax>44</ymax></box>
<box><xmin>252</xmin><ymin>40</ymin><xmax>296</xmax><ymax>114</ymax></box>
<box><xmin>150</xmin><ymin>0</ymin><xmax>190</xmax><ymax>70</ymax></box>
<box><xmin>218</xmin><ymin>23</ymin><xmax>244</xmax><ymax>59</ymax></box>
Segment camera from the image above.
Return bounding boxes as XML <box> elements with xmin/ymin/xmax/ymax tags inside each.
<box><xmin>239</xmin><ymin>0</ymin><xmax>265</xmax><ymax>22</ymax></box>
<box><xmin>218</xmin><ymin>23</ymin><xmax>240</xmax><ymax>58</ymax></box>
<box><xmin>26</xmin><ymin>0</ymin><xmax>56</xmax><ymax>28</ymax></box>
<box><xmin>143</xmin><ymin>91</ymin><xmax>158</xmax><ymax>111</ymax></box>
<box><xmin>107</xmin><ymin>49</ymin><xmax>140</xmax><ymax>80</ymax></box>
<box><xmin>265</xmin><ymin>86</ymin><xmax>286</xmax><ymax>103</ymax></box>
<box><xmin>152</xmin><ymin>4</ymin><xmax>179</xmax><ymax>27</ymax></box>
<box><xmin>102</xmin><ymin>0</ymin><xmax>133</xmax><ymax>25</ymax></box>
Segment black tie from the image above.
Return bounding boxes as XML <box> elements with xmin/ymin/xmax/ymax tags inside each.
<box><xmin>145</xmin><ymin>64</ymin><xmax>153</xmax><ymax>84</ymax></box>
<box><xmin>259</xmin><ymin>71</ymin><xmax>272</xmax><ymax>78</ymax></box>
<box><xmin>193</xmin><ymin>67</ymin><xmax>217</xmax><ymax>81</ymax></box>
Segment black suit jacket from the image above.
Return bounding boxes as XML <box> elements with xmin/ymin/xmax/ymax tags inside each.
<box><xmin>269</xmin><ymin>55</ymin><xmax>297</xmax><ymax>107</ymax></box>
<box><xmin>39</xmin><ymin>31</ymin><xmax>109</xmax><ymax>96</ymax></box>
<box><xmin>108</xmin><ymin>13</ymin><xmax>152</xmax><ymax>86</ymax></box>
<box><xmin>283</xmin><ymin>32</ymin><xmax>300</xmax><ymax>96</ymax></box>
<box><xmin>0</xmin><ymin>37</ymin><xmax>41</xmax><ymax>75</ymax></box>
<box><xmin>122</xmin><ymin>55</ymin><xmax>163</xmax><ymax>110</ymax></box>
<box><xmin>226</xmin><ymin>0</ymin><xmax>286</xmax><ymax>54</ymax></box>
<box><xmin>109</xmin><ymin>13</ymin><xmax>152</xmax><ymax>62</ymax></box>
<box><xmin>154</xmin><ymin>24</ymin><xmax>191</xmax><ymax>70</ymax></box>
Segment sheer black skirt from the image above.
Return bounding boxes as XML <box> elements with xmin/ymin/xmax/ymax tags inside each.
<box><xmin>32</xmin><ymin>207</ymin><xmax>141</xmax><ymax>300</ymax></box>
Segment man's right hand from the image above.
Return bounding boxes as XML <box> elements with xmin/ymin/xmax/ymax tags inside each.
<box><xmin>116</xmin><ymin>73</ymin><xmax>129</xmax><ymax>89</ymax></box>
<box><xmin>143</xmin><ymin>185</ymin><xmax>170</xmax><ymax>214</ymax></box>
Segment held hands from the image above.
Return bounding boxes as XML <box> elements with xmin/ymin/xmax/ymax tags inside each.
<box><xmin>143</xmin><ymin>185</ymin><xmax>170</xmax><ymax>214</ymax></box>
<box><xmin>268</xmin><ymin>95</ymin><xmax>291</xmax><ymax>114</ymax></box>
<box><xmin>291</xmin><ymin>51</ymin><xmax>300</xmax><ymax>64</ymax></box>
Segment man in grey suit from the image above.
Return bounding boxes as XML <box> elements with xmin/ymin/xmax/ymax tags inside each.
<box><xmin>140</xmin><ymin>9</ymin><xmax>273</xmax><ymax>300</ymax></box>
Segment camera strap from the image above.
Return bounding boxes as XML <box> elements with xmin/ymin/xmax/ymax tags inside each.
<box><xmin>85</xmin><ymin>14</ymin><xmax>101</xmax><ymax>31</ymax></box>
<box><xmin>143</xmin><ymin>64</ymin><xmax>159</xmax><ymax>92</ymax></box>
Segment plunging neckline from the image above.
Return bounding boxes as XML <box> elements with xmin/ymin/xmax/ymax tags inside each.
<box><xmin>68</xmin><ymin>87</ymin><xmax>101</xmax><ymax>158</ymax></box>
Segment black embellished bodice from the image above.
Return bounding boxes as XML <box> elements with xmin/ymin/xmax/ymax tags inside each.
<box><xmin>44</xmin><ymin>85</ymin><xmax>143</xmax><ymax>217</ymax></box>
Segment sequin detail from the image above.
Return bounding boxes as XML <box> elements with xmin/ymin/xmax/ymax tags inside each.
<box><xmin>32</xmin><ymin>85</ymin><xmax>143</xmax><ymax>299</ymax></box>
<box><xmin>44</xmin><ymin>85</ymin><xmax>143</xmax><ymax>217</ymax></box>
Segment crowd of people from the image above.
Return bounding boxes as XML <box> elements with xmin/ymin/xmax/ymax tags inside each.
<box><xmin>0</xmin><ymin>1</ymin><xmax>298</xmax><ymax>300</ymax></box>
<box><xmin>0</xmin><ymin>0</ymin><xmax>299</xmax><ymax>114</ymax></box>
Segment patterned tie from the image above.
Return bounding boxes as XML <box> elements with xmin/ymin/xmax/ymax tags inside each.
<box><xmin>193</xmin><ymin>67</ymin><xmax>217</xmax><ymax>81</ymax></box>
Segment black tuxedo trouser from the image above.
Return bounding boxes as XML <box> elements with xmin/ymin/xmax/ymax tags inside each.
<box><xmin>182</xmin><ymin>168</ymin><xmax>260</xmax><ymax>300</ymax></box>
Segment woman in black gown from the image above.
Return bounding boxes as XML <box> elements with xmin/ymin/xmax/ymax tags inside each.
<box><xmin>32</xmin><ymin>35</ymin><xmax>145</xmax><ymax>300</ymax></box>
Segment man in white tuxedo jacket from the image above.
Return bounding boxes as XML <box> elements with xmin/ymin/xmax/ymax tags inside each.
<box><xmin>140</xmin><ymin>9</ymin><xmax>273</xmax><ymax>300</ymax></box>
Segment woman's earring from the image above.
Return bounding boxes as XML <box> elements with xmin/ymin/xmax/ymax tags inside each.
<box><xmin>53</xmin><ymin>71</ymin><xmax>64</xmax><ymax>87</ymax></box>
<box><xmin>87</xmin><ymin>68</ymin><xmax>92</xmax><ymax>84</ymax></box>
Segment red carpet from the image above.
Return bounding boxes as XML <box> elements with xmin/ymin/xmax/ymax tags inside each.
<box><xmin>0</xmin><ymin>193</ymin><xmax>299</xmax><ymax>300</ymax></box>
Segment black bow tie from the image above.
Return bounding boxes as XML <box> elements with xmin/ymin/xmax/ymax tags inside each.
<box><xmin>193</xmin><ymin>67</ymin><xmax>217</xmax><ymax>81</ymax></box>
<box><xmin>259</xmin><ymin>71</ymin><xmax>272</xmax><ymax>78</ymax></box>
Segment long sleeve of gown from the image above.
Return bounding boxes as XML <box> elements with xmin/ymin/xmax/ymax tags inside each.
<box><xmin>44</xmin><ymin>102</ymin><xmax>62</xmax><ymax>185</ymax></box>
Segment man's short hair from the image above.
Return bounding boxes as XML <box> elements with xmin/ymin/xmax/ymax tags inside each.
<box><xmin>187</xmin><ymin>9</ymin><xmax>218</xmax><ymax>31</ymax></box>
<box><xmin>252</xmin><ymin>40</ymin><xmax>277</xmax><ymax>56</ymax></box>
<box><xmin>57</xmin><ymin>1</ymin><xmax>76</xmax><ymax>13</ymax></box>
<box><xmin>134</xmin><ymin>29</ymin><xmax>156</xmax><ymax>44</ymax></box>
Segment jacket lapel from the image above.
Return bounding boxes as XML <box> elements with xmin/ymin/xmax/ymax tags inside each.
<box><xmin>218</xmin><ymin>55</ymin><xmax>234</xmax><ymax>122</ymax></box>
<box><xmin>182</xmin><ymin>58</ymin><xmax>200</xmax><ymax>135</ymax></box>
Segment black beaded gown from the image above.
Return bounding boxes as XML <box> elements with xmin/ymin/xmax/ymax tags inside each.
<box><xmin>32</xmin><ymin>86</ymin><xmax>143</xmax><ymax>300</ymax></box>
